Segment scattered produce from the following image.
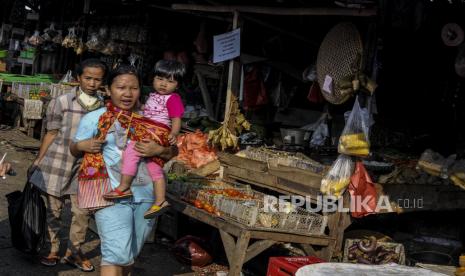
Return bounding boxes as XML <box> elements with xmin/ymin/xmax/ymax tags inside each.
<box><xmin>176</xmin><ymin>130</ymin><xmax>217</xmax><ymax>169</ymax></box>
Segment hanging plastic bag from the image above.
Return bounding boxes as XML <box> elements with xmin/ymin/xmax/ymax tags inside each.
<box><xmin>52</xmin><ymin>30</ymin><xmax>63</xmax><ymax>44</ymax></box>
<box><xmin>301</xmin><ymin>113</ymin><xmax>329</xmax><ymax>147</ymax></box>
<box><xmin>172</xmin><ymin>235</ymin><xmax>213</xmax><ymax>267</ymax></box>
<box><xmin>338</xmin><ymin>97</ymin><xmax>370</xmax><ymax>157</ymax></box>
<box><xmin>59</xmin><ymin>70</ymin><xmax>73</xmax><ymax>83</ymax></box>
<box><xmin>28</xmin><ymin>30</ymin><xmax>44</xmax><ymax>46</ymax></box>
<box><xmin>62</xmin><ymin>27</ymin><xmax>78</xmax><ymax>48</ymax></box>
<box><xmin>349</xmin><ymin>162</ymin><xmax>378</xmax><ymax>218</ymax></box>
<box><xmin>86</xmin><ymin>32</ymin><xmax>102</xmax><ymax>52</ymax></box>
<box><xmin>5</xmin><ymin>180</ymin><xmax>46</xmax><ymax>254</ymax></box>
<box><xmin>321</xmin><ymin>155</ymin><xmax>355</xmax><ymax>197</ymax></box>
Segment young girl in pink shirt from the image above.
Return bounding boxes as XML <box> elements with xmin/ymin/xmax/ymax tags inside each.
<box><xmin>104</xmin><ymin>60</ymin><xmax>185</xmax><ymax>218</ymax></box>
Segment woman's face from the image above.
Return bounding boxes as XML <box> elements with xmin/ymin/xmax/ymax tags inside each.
<box><xmin>108</xmin><ymin>74</ymin><xmax>140</xmax><ymax>110</ymax></box>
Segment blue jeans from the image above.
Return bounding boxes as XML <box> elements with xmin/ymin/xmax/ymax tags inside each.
<box><xmin>95</xmin><ymin>201</ymin><xmax>156</xmax><ymax>266</ymax></box>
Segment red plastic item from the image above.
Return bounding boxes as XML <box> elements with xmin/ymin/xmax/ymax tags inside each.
<box><xmin>267</xmin><ymin>256</ymin><xmax>325</xmax><ymax>276</ymax></box>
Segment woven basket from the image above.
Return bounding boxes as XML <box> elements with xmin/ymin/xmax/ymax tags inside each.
<box><xmin>317</xmin><ymin>22</ymin><xmax>363</xmax><ymax>104</ymax></box>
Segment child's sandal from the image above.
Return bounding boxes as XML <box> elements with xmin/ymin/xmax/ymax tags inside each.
<box><xmin>144</xmin><ymin>200</ymin><xmax>170</xmax><ymax>219</ymax></box>
<box><xmin>103</xmin><ymin>188</ymin><xmax>133</xmax><ymax>199</ymax></box>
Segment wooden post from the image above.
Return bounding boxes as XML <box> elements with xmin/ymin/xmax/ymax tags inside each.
<box><xmin>223</xmin><ymin>11</ymin><xmax>242</xmax><ymax>132</ymax></box>
<box><xmin>195</xmin><ymin>71</ymin><xmax>215</xmax><ymax>119</ymax></box>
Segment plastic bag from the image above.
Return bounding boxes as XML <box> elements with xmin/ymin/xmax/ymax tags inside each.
<box><xmin>28</xmin><ymin>30</ymin><xmax>44</xmax><ymax>46</ymax></box>
<box><xmin>172</xmin><ymin>235</ymin><xmax>213</xmax><ymax>267</ymax></box>
<box><xmin>60</xmin><ymin>70</ymin><xmax>74</xmax><ymax>83</ymax></box>
<box><xmin>52</xmin><ymin>30</ymin><xmax>63</xmax><ymax>44</ymax></box>
<box><xmin>5</xmin><ymin>181</ymin><xmax>46</xmax><ymax>254</ymax></box>
<box><xmin>320</xmin><ymin>155</ymin><xmax>355</xmax><ymax>197</ymax></box>
<box><xmin>62</xmin><ymin>27</ymin><xmax>78</xmax><ymax>48</ymax></box>
<box><xmin>349</xmin><ymin>162</ymin><xmax>377</xmax><ymax>218</ymax></box>
<box><xmin>86</xmin><ymin>32</ymin><xmax>102</xmax><ymax>52</ymax></box>
<box><xmin>338</xmin><ymin>98</ymin><xmax>370</xmax><ymax>157</ymax></box>
<box><xmin>301</xmin><ymin>113</ymin><xmax>329</xmax><ymax>147</ymax></box>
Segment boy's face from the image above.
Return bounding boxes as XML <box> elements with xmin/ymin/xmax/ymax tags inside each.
<box><xmin>153</xmin><ymin>75</ymin><xmax>178</xmax><ymax>95</ymax></box>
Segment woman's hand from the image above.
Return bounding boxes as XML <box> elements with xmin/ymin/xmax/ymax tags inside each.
<box><xmin>76</xmin><ymin>138</ymin><xmax>105</xmax><ymax>153</ymax></box>
<box><xmin>134</xmin><ymin>139</ymin><xmax>165</xmax><ymax>158</ymax></box>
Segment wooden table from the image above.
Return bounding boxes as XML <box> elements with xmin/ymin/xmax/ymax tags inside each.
<box><xmin>167</xmin><ymin>195</ymin><xmax>336</xmax><ymax>276</ymax></box>
<box><xmin>218</xmin><ymin>152</ymin><xmax>352</xmax><ymax>262</ymax></box>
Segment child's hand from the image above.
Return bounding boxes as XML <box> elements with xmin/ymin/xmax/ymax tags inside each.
<box><xmin>168</xmin><ymin>134</ymin><xmax>177</xmax><ymax>145</ymax></box>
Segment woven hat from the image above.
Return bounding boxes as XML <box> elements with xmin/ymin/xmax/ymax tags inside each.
<box><xmin>317</xmin><ymin>22</ymin><xmax>363</xmax><ymax>104</ymax></box>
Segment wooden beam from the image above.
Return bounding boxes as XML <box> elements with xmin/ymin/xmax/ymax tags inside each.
<box><xmin>172</xmin><ymin>4</ymin><xmax>377</xmax><ymax>17</ymax></box>
<box><xmin>244</xmin><ymin>240</ymin><xmax>276</xmax><ymax>263</ymax></box>
<box><xmin>195</xmin><ymin>71</ymin><xmax>215</xmax><ymax>119</ymax></box>
<box><xmin>229</xmin><ymin>231</ymin><xmax>251</xmax><ymax>276</ymax></box>
<box><xmin>219</xmin><ymin>230</ymin><xmax>236</xmax><ymax>265</ymax></box>
<box><xmin>149</xmin><ymin>4</ymin><xmax>231</xmax><ymax>22</ymax></box>
<box><xmin>240</xmin><ymin>14</ymin><xmax>318</xmax><ymax>46</ymax></box>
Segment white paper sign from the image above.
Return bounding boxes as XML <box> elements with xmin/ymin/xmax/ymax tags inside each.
<box><xmin>213</xmin><ymin>28</ymin><xmax>241</xmax><ymax>63</ymax></box>
<box><xmin>323</xmin><ymin>75</ymin><xmax>333</xmax><ymax>94</ymax></box>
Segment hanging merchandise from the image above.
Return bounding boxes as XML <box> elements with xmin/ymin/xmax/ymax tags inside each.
<box><xmin>101</xmin><ymin>41</ymin><xmax>116</xmax><ymax>55</ymax></box>
<box><xmin>28</xmin><ymin>30</ymin><xmax>44</xmax><ymax>46</ymax></box>
<box><xmin>41</xmin><ymin>23</ymin><xmax>57</xmax><ymax>42</ymax></box>
<box><xmin>317</xmin><ymin>23</ymin><xmax>377</xmax><ymax>104</ymax></box>
<box><xmin>86</xmin><ymin>32</ymin><xmax>103</xmax><ymax>52</ymax></box>
<box><xmin>194</xmin><ymin>22</ymin><xmax>208</xmax><ymax>54</ymax></box>
<box><xmin>98</xmin><ymin>26</ymin><xmax>108</xmax><ymax>40</ymax></box>
<box><xmin>307</xmin><ymin>82</ymin><xmax>325</xmax><ymax>104</ymax></box>
<box><xmin>320</xmin><ymin>154</ymin><xmax>355</xmax><ymax>197</ymax></box>
<box><xmin>310</xmin><ymin>114</ymin><xmax>329</xmax><ymax>147</ymax></box>
<box><xmin>338</xmin><ymin>98</ymin><xmax>371</xmax><ymax>157</ymax></box>
<box><xmin>74</xmin><ymin>38</ymin><xmax>86</xmax><ymax>55</ymax></box>
<box><xmin>208</xmin><ymin>95</ymin><xmax>251</xmax><ymax>150</ymax></box>
<box><xmin>455</xmin><ymin>44</ymin><xmax>465</xmax><ymax>78</ymax></box>
<box><xmin>62</xmin><ymin>27</ymin><xmax>78</xmax><ymax>48</ymax></box>
<box><xmin>52</xmin><ymin>30</ymin><xmax>63</xmax><ymax>44</ymax></box>
<box><xmin>441</xmin><ymin>23</ymin><xmax>464</xmax><ymax>47</ymax></box>
<box><xmin>137</xmin><ymin>27</ymin><xmax>147</xmax><ymax>44</ymax></box>
<box><xmin>243</xmin><ymin>66</ymin><xmax>268</xmax><ymax>111</ymax></box>
<box><xmin>349</xmin><ymin>162</ymin><xmax>378</xmax><ymax>218</ymax></box>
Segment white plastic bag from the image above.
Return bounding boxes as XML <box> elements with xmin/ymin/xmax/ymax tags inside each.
<box><xmin>320</xmin><ymin>154</ymin><xmax>354</xmax><ymax>197</ymax></box>
<box><xmin>338</xmin><ymin>97</ymin><xmax>371</xmax><ymax>157</ymax></box>
<box><xmin>28</xmin><ymin>30</ymin><xmax>44</xmax><ymax>46</ymax></box>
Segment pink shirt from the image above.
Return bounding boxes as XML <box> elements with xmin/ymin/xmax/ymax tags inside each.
<box><xmin>143</xmin><ymin>92</ymin><xmax>184</xmax><ymax>127</ymax></box>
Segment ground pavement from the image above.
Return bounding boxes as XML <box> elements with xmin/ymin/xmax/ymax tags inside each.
<box><xmin>0</xmin><ymin>130</ymin><xmax>192</xmax><ymax>276</ymax></box>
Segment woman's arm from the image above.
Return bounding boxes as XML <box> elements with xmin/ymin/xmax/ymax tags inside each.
<box><xmin>133</xmin><ymin>138</ymin><xmax>178</xmax><ymax>160</ymax></box>
<box><xmin>70</xmin><ymin>139</ymin><xmax>106</xmax><ymax>157</ymax></box>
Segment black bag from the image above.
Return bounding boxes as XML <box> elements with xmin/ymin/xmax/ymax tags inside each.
<box><xmin>6</xmin><ymin>181</ymin><xmax>46</xmax><ymax>254</ymax></box>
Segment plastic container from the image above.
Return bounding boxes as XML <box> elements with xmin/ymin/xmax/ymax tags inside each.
<box><xmin>267</xmin><ymin>256</ymin><xmax>324</xmax><ymax>276</ymax></box>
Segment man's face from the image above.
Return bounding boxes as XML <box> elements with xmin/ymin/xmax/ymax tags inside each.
<box><xmin>77</xmin><ymin>67</ymin><xmax>105</xmax><ymax>95</ymax></box>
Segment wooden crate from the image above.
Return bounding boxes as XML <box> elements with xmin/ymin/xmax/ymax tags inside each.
<box><xmin>218</xmin><ymin>152</ymin><xmax>323</xmax><ymax>197</ymax></box>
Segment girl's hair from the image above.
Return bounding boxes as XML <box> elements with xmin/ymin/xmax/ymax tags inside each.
<box><xmin>75</xmin><ymin>58</ymin><xmax>107</xmax><ymax>76</ymax></box>
<box><xmin>107</xmin><ymin>64</ymin><xmax>141</xmax><ymax>87</ymax></box>
<box><xmin>154</xmin><ymin>59</ymin><xmax>186</xmax><ymax>82</ymax></box>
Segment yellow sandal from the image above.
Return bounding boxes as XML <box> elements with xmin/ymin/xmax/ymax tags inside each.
<box><xmin>144</xmin><ymin>200</ymin><xmax>170</xmax><ymax>219</ymax></box>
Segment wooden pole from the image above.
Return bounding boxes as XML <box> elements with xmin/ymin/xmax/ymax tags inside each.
<box><xmin>224</xmin><ymin>11</ymin><xmax>241</xmax><ymax>130</ymax></box>
<box><xmin>172</xmin><ymin>4</ymin><xmax>377</xmax><ymax>17</ymax></box>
